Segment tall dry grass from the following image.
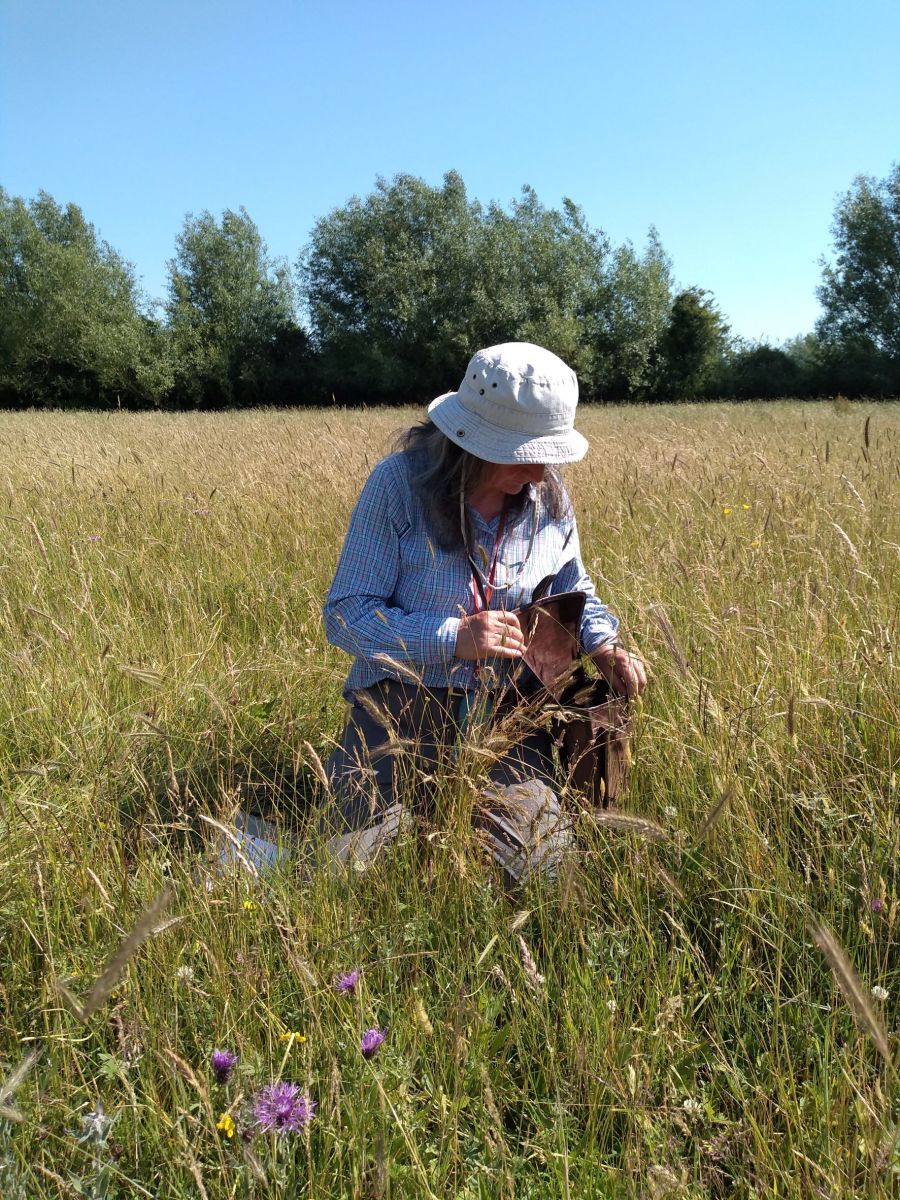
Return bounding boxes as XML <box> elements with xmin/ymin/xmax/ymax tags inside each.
<box><xmin>0</xmin><ymin>401</ymin><xmax>897</xmax><ymax>1198</ymax></box>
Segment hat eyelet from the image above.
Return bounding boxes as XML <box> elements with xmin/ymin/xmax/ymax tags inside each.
<box><xmin>492</xmin><ymin>382</ymin><xmax>498</xmax><ymax>388</ymax></box>
<box><xmin>456</xmin><ymin>428</ymin><xmax>466</xmax><ymax>437</ymax></box>
<box><xmin>479</xmin><ymin>388</ymin><xmax>485</xmax><ymax>395</ymax></box>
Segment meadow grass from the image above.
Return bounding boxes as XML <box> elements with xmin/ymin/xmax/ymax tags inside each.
<box><xmin>0</xmin><ymin>401</ymin><xmax>897</xmax><ymax>1198</ymax></box>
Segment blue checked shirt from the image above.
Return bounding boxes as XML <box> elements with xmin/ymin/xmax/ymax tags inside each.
<box><xmin>325</xmin><ymin>448</ymin><xmax>619</xmax><ymax>696</ymax></box>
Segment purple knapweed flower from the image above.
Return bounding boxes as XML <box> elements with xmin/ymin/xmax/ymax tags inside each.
<box><xmin>252</xmin><ymin>1082</ymin><xmax>315</xmax><ymax>1134</ymax></box>
<box><xmin>361</xmin><ymin>1028</ymin><xmax>386</xmax><ymax>1059</ymax></box>
<box><xmin>871</xmin><ymin>898</ymin><xmax>885</xmax><ymax>914</ymax></box>
<box><xmin>211</xmin><ymin>1049</ymin><xmax>238</xmax><ymax>1085</ymax></box>
<box><xmin>336</xmin><ymin>968</ymin><xmax>360</xmax><ymax>996</ymax></box>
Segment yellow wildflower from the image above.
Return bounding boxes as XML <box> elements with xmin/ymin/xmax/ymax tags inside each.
<box><xmin>279</xmin><ymin>1031</ymin><xmax>307</xmax><ymax>1044</ymax></box>
<box><xmin>722</xmin><ymin>506</ymin><xmax>732</xmax><ymax>516</ymax></box>
<box><xmin>242</xmin><ymin>899</ymin><xmax>257</xmax><ymax>913</ymax></box>
<box><xmin>750</xmin><ymin>539</ymin><xmax>760</xmax><ymax>549</ymax></box>
<box><xmin>216</xmin><ymin>1112</ymin><xmax>235</xmax><ymax>1138</ymax></box>
<box><xmin>741</xmin><ymin>503</ymin><xmax>750</xmax><ymax>510</ymax></box>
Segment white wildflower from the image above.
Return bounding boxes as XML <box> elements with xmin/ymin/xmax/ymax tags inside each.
<box><xmin>606</xmin><ymin>998</ymin><xmax>617</xmax><ymax>1014</ymax></box>
<box><xmin>682</xmin><ymin>1097</ymin><xmax>702</xmax><ymax>1114</ymax></box>
<box><xmin>77</xmin><ymin>1101</ymin><xmax>112</xmax><ymax>1145</ymax></box>
<box><xmin>872</xmin><ymin>985</ymin><xmax>889</xmax><ymax>1002</ymax></box>
<box><xmin>175</xmin><ymin>965</ymin><xmax>195</xmax><ymax>985</ymax></box>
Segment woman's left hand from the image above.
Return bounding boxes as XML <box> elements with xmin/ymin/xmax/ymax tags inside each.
<box><xmin>591</xmin><ymin>642</ymin><xmax>647</xmax><ymax>699</ymax></box>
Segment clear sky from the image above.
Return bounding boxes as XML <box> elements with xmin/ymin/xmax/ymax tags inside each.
<box><xmin>2</xmin><ymin>0</ymin><xmax>898</xmax><ymax>344</ymax></box>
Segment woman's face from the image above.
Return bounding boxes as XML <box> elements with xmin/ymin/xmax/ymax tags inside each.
<box><xmin>482</xmin><ymin>463</ymin><xmax>546</xmax><ymax>496</ymax></box>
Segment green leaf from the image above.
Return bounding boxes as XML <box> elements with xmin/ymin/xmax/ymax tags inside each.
<box><xmin>246</xmin><ymin>698</ymin><xmax>277</xmax><ymax>721</ymax></box>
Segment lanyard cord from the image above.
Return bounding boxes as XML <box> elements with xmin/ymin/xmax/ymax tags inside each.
<box><xmin>467</xmin><ymin>505</ymin><xmax>504</xmax><ymax>612</ymax></box>
<box><xmin>456</xmin><ymin>503</ymin><xmax>507</xmax><ymax>717</ymax></box>
<box><xmin>459</xmin><ymin>483</ymin><xmax>541</xmax><ymax>695</ymax></box>
<box><xmin>459</xmin><ymin>480</ymin><xmax>542</xmax><ymax>611</ymax></box>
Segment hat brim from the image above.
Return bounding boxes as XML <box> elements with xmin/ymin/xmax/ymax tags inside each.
<box><xmin>427</xmin><ymin>391</ymin><xmax>589</xmax><ymax>465</ymax></box>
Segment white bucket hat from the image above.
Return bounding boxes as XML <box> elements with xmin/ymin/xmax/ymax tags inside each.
<box><xmin>427</xmin><ymin>342</ymin><xmax>588</xmax><ymax>465</ymax></box>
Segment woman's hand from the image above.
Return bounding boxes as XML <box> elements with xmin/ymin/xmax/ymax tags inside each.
<box><xmin>455</xmin><ymin>610</ymin><xmax>525</xmax><ymax>660</ymax></box>
<box><xmin>591</xmin><ymin>641</ymin><xmax>648</xmax><ymax>699</ymax></box>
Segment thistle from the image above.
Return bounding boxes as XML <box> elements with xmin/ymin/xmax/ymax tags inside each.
<box><xmin>252</xmin><ymin>1082</ymin><xmax>315</xmax><ymax>1134</ymax></box>
<box><xmin>360</xmin><ymin>1029</ymin><xmax>386</xmax><ymax>1059</ymax></box>
<box><xmin>211</xmin><ymin>1049</ymin><xmax>238</xmax><ymax>1085</ymax></box>
<box><xmin>336</xmin><ymin>968</ymin><xmax>360</xmax><ymax>996</ymax></box>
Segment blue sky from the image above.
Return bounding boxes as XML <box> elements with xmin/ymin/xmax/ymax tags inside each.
<box><xmin>2</xmin><ymin>0</ymin><xmax>898</xmax><ymax>343</ymax></box>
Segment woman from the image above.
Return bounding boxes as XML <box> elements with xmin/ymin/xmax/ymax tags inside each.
<box><xmin>321</xmin><ymin>342</ymin><xmax>646</xmax><ymax>883</ymax></box>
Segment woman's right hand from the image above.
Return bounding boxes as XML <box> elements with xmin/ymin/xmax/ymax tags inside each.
<box><xmin>454</xmin><ymin>610</ymin><xmax>525</xmax><ymax>660</ymax></box>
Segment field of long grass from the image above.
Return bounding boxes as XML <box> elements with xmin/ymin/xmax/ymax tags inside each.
<box><xmin>0</xmin><ymin>401</ymin><xmax>897</xmax><ymax>1199</ymax></box>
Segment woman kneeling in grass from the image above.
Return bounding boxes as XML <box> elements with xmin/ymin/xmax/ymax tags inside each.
<box><xmin>320</xmin><ymin>342</ymin><xmax>646</xmax><ymax>883</ymax></box>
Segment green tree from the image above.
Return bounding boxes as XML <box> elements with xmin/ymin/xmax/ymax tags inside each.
<box><xmin>479</xmin><ymin>188</ymin><xmax>611</xmax><ymax>394</ymax></box>
<box><xmin>166</xmin><ymin>208</ymin><xmax>301</xmax><ymax>408</ymax></box>
<box><xmin>655</xmin><ymin>288</ymin><xmax>730</xmax><ymax>400</ymax></box>
<box><xmin>301</xmin><ymin>173</ymin><xmax>620</xmax><ymax>402</ymax></box>
<box><xmin>594</xmin><ymin>229</ymin><xmax>673</xmax><ymax>399</ymax></box>
<box><xmin>301</xmin><ymin>172</ymin><xmax>488</xmax><ymax>400</ymax></box>
<box><xmin>0</xmin><ymin>188</ymin><xmax>167</xmax><ymax>407</ymax></box>
<box><xmin>724</xmin><ymin>341</ymin><xmax>802</xmax><ymax>399</ymax></box>
<box><xmin>817</xmin><ymin>164</ymin><xmax>900</xmax><ymax>363</ymax></box>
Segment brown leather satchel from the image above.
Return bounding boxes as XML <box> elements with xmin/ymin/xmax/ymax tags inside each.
<box><xmin>510</xmin><ymin>586</ymin><xmax>632</xmax><ymax>810</ymax></box>
<box><xmin>547</xmin><ymin>668</ymin><xmax>631</xmax><ymax>808</ymax></box>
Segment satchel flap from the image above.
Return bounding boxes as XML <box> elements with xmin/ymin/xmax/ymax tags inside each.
<box><xmin>518</xmin><ymin>591</ymin><xmax>585</xmax><ymax>695</ymax></box>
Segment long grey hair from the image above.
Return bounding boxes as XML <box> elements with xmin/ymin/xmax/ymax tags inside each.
<box><xmin>398</xmin><ymin>420</ymin><xmax>569</xmax><ymax>551</ymax></box>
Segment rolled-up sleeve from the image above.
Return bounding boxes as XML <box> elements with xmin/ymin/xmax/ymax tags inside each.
<box><xmin>324</xmin><ymin>458</ymin><xmax>461</xmax><ymax>668</ymax></box>
<box><xmin>550</xmin><ymin>518</ymin><xmax>619</xmax><ymax>653</ymax></box>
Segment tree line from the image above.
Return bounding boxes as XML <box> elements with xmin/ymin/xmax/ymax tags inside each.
<box><xmin>1</xmin><ymin>165</ymin><xmax>898</xmax><ymax>409</ymax></box>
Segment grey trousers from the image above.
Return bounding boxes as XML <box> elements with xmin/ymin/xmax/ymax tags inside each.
<box><xmin>320</xmin><ymin>680</ymin><xmax>573</xmax><ymax>885</ymax></box>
